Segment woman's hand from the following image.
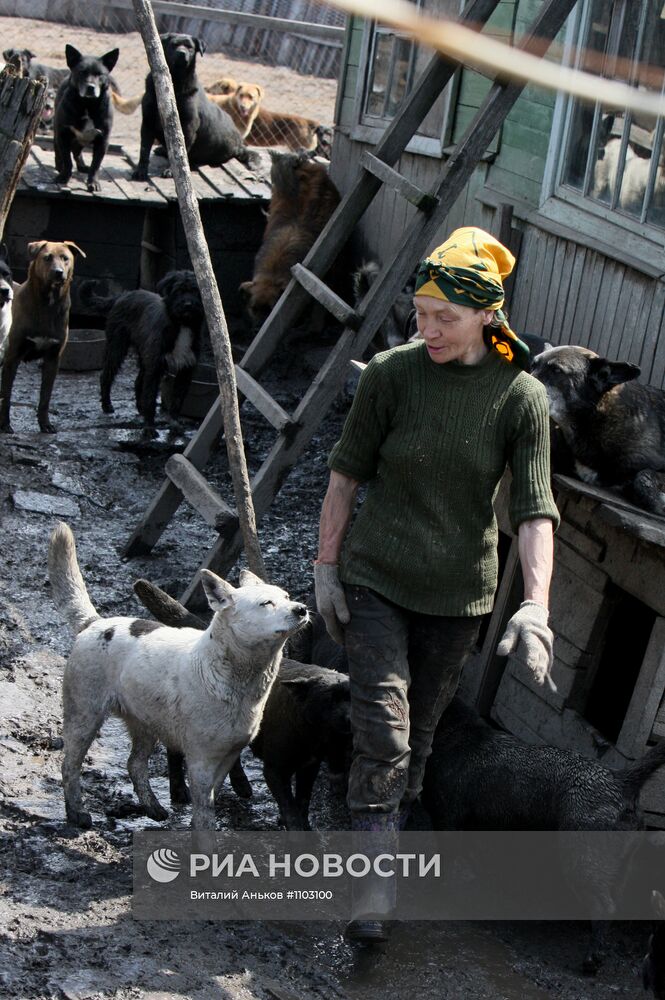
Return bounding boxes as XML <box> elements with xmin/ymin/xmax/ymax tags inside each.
<box><xmin>497</xmin><ymin>600</ymin><xmax>556</xmax><ymax>691</ymax></box>
<box><xmin>314</xmin><ymin>562</ymin><xmax>350</xmax><ymax>646</ymax></box>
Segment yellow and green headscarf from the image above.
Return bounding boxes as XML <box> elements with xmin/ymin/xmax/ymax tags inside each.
<box><xmin>414</xmin><ymin>226</ymin><xmax>530</xmax><ymax>370</ymax></box>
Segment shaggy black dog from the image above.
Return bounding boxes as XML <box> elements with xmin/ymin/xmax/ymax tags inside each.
<box><xmin>82</xmin><ymin>271</ymin><xmax>205</xmax><ymax>427</ymax></box>
<box><xmin>131</xmin><ymin>32</ymin><xmax>253</xmax><ymax>181</ymax></box>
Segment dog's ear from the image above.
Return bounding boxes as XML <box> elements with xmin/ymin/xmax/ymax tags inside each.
<box><xmin>201</xmin><ymin>570</ymin><xmax>235</xmax><ymax>613</ymax></box>
<box><xmin>238</xmin><ymin>568</ymin><xmax>264</xmax><ymax>587</ymax></box>
<box><xmin>27</xmin><ymin>50</ymin><xmax>36</xmax><ymax>60</ymax></box>
<box><xmin>238</xmin><ymin>280</ymin><xmax>254</xmax><ymax>301</ymax></box>
<box><xmin>155</xmin><ymin>273</ymin><xmax>175</xmax><ymax>296</ymax></box>
<box><xmin>0</xmin><ymin>243</ymin><xmax>10</xmax><ymax>264</ymax></box>
<box><xmin>255</xmin><ymin>85</ymin><xmax>265</xmax><ymax>100</ymax></box>
<box><xmin>588</xmin><ymin>356</ymin><xmax>640</xmax><ymax>393</ymax></box>
<box><xmin>193</xmin><ymin>37</ymin><xmax>206</xmax><ymax>56</ymax></box>
<box><xmin>2</xmin><ymin>48</ymin><xmax>13</xmax><ymax>62</ymax></box>
<box><xmin>63</xmin><ymin>241</ymin><xmax>87</xmax><ymax>258</ymax></box>
<box><xmin>27</xmin><ymin>240</ymin><xmax>48</xmax><ymax>260</ymax></box>
<box><xmin>280</xmin><ymin>677</ymin><xmax>313</xmax><ymax>702</ymax></box>
<box><xmin>101</xmin><ymin>49</ymin><xmax>119</xmax><ymax>72</ymax></box>
<box><xmin>65</xmin><ymin>45</ymin><xmax>82</xmax><ymax>69</ymax></box>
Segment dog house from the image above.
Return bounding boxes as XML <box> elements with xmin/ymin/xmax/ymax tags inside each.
<box><xmin>461</xmin><ymin>473</ymin><xmax>665</xmax><ymax>828</ymax></box>
<box><xmin>5</xmin><ymin>134</ymin><xmax>271</xmax><ymax>328</ymax></box>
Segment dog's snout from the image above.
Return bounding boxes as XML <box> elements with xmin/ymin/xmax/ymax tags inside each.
<box><xmin>0</xmin><ymin>285</ymin><xmax>11</xmax><ymax>303</ymax></box>
<box><xmin>293</xmin><ymin>603</ymin><xmax>308</xmax><ymax>619</ymax></box>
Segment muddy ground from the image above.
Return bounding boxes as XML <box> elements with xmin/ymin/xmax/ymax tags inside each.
<box><xmin>0</xmin><ymin>324</ymin><xmax>655</xmax><ymax>1000</ymax></box>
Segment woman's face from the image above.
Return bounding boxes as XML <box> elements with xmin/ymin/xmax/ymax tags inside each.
<box><xmin>413</xmin><ymin>296</ymin><xmax>493</xmax><ymax>365</ymax></box>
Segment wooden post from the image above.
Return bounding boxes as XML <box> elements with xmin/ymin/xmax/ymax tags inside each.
<box><xmin>0</xmin><ymin>67</ymin><xmax>46</xmax><ymax>239</ymax></box>
<box><xmin>131</xmin><ymin>0</ymin><xmax>266</xmax><ymax>581</ymax></box>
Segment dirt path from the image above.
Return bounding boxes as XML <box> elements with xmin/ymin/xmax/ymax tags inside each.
<box><xmin>0</xmin><ymin>338</ymin><xmax>652</xmax><ymax>999</ymax></box>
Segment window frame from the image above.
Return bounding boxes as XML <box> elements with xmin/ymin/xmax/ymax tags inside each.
<box><xmin>350</xmin><ymin>2</ymin><xmax>463</xmax><ymax>158</ymax></box>
<box><xmin>540</xmin><ymin>0</ymin><xmax>665</xmax><ymax>263</ymax></box>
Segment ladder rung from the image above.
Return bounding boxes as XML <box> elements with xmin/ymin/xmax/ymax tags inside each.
<box><xmin>235</xmin><ymin>366</ymin><xmax>295</xmax><ymax>431</ymax></box>
<box><xmin>361</xmin><ymin>151</ymin><xmax>439</xmax><ymax>213</ymax></box>
<box><xmin>291</xmin><ymin>263</ymin><xmax>361</xmax><ymax>329</ymax></box>
<box><xmin>165</xmin><ymin>454</ymin><xmax>237</xmax><ymax>531</ymax></box>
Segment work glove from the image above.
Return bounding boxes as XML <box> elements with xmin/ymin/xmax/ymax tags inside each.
<box><xmin>497</xmin><ymin>600</ymin><xmax>557</xmax><ymax>692</ymax></box>
<box><xmin>314</xmin><ymin>562</ymin><xmax>350</xmax><ymax>646</ymax></box>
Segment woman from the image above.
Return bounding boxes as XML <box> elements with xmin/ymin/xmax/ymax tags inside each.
<box><xmin>314</xmin><ymin>227</ymin><xmax>560</xmax><ymax>940</ymax></box>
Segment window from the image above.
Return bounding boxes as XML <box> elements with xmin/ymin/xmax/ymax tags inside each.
<box><xmin>359</xmin><ymin>0</ymin><xmax>464</xmax><ymax>147</ymax></box>
<box><xmin>557</xmin><ymin>0</ymin><xmax>665</xmax><ymax>230</ymax></box>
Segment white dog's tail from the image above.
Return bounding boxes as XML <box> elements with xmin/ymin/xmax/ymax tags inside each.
<box><xmin>48</xmin><ymin>522</ymin><xmax>99</xmax><ymax>634</ymax></box>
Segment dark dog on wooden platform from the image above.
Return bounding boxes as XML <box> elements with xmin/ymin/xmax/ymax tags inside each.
<box><xmin>82</xmin><ymin>270</ymin><xmax>205</xmax><ymax>428</ymax></box>
<box><xmin>54</xmin><ymin>44</ymin><xmax>119</xmax><ymax>193</ymax></box>
<box><xmin>133</xmin><ymin>579</ymin><xmax>352</xmax><ymax>830</ymax></box>
<box><xmin>131</xmin><ymin>33</ymin><xmax>253</xmax><ymax>182</ymax></box>
<box><xmin>3</xmin><ymin>47</ymin><xmax>70</xmax><ymax>87</ymax></box>
<box><xmin>240</xmin><ymin>151</ymin><xmax>341</xmax><ymax>327</ymax></box>
<box><xmin>0</xmin><ymin>240</ymin><xmax>85</xmax><ymax>433</ymax></box>
<box><xmin>531</xmin><ymin>345</ymin><xmax>665</xmax><ymax>515</ymax></box>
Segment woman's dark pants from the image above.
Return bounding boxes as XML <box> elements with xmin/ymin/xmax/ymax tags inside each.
<box><xmin>343</xmin><ymin>584</ymin><xmax>482</xmax><ymax>816</ymax></box>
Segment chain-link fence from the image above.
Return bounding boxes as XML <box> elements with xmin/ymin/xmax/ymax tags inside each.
<box><xmin>1</xmin><ymin>0</ymin><xmax>343</xmax><ymax>152</ymax></box>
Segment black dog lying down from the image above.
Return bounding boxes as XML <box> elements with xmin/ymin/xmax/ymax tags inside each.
<box><xmin>531</xmin><ymin>345</ymin><xmax>665</xmax><ymax>515</ymax></box>
<box><xmin>82</xmin><ymin>270</ymin><xmax>205</xmax><ymax>427</ymax></box>
<box><xmin>132</xmin><ymin>33</ymin><xmax>253</xmax><ymax>181</ymax></box>
<box><xmin>133</xmin><ymin>579</ymin><xmax>351</xmax><ymax>830</ymax></box>
<box><xmin>422</xmin><ymin>696</ymin><xmax>665</xmax><ymax>972</ymax></box>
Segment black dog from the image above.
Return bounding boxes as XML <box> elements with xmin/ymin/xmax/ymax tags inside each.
<box><xmin>54</xmin><ymin>44</ymin><xmax>118</xmax><ymax>193</ymax></box>
<box><xmin>3</xmin><ymin>47</ymin><xmax>70</xmax><ymax>87</ymax></box>
<box><xmin>531</xmin><ymin>345</ymin><xmax>665</xmax><ymax>514</ymax></box>
<box><xmin>82</xmin><ymin>271</ymin><xmax>205</xmax><ymax>427</ymax></box>
<box><xmin>131</xmin><ymin>33</ymin><xmax>253</xmax><ymax>182</ymax></box>
<box><xmin>422</xmin><ymin>696</ymin><xmax>665</xmax><ymax>972</ymax></box>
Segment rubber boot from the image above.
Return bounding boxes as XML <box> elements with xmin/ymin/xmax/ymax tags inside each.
<box><xmin>345</xmin><ymin>812</ymin><xmax>401</xmax><ymax>945</ymax></box>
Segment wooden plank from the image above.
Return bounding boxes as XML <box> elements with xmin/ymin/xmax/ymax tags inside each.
<box><xmin>30</xmin><ymin>144</ymin><xmax>95</xmax><ymax>200</ymax></box>
<box><xmin>165</xmin><ymin>454</ymin><xmax>236</xmax><ymax>529</ymax></box>
<box><xmin>102</xmin><ymin>156</ymin><xmax>168</xmax><ymax>205</ymax></box>
<box><xmin>548</xmin><ymin>239</ymin><xmax>575</xmax><ymax>347</ymax></box>
<box><xmin>647</xmin><ymin>288</ymin><xmax>665</xmax><ymax>390</ymax></box>
<box><xmin>234</xmin><ymin>367</ymin><xmax>294</xmax><ymax>432</ymax></box>
<box><xmin>642</xmin><ymin>281</ymin><xmax>665</xmax><ymax>383</ymax></box>
<box><xmin>614</xmin><ymin>278</ymin><xmax>645</xmax><ymax>367</ymax></box>
<box><xmin>101</xmin><ymin>0</ymin><xmax>345</xmax><ymax>41</ymax></box>
<box><xmin>557</xmin><ymin>244</ymin><xmax>586</xmax><ymax>345</ymax></box>
<box><xmin>360</xmin><ymin>151</ymin><xmax>438</xmax><ymax>212</ymax></box>
<box><xmin>616</xmin><ymin>617</ymin><xmax>665</xmax><ymax>758</ymax></box>
<box><xmin>291</xmin><ymin>264</ymin><xmax>360</xmax><ymax>328</ymax></box>
<box><xmin>553</xmin><ymin>474</ymin><xmax>665</xmax><ymax>528</ymax></box>
<box><xmin>196</xmin><ymin>165</ymin><xmax>242</xmax><ymax>200</ymax></box>
<box><xmin>588</xmin><ymin>260</ymin><xmax>623</xmax><ymax>356</ymax></box>
<box><xmin>220</xmin><ymin>158</ymin><xmax>271</xmax><ymax>200</ymax></box>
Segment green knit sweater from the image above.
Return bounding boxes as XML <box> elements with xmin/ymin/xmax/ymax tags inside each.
<box><xmin>328</xmin><ymin>341</ymin><xmax>559</xmax><ymax>616</ymax></box>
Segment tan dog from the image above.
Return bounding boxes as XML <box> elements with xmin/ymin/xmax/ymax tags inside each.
<box><xmin>205</xmin><ymin>76</ymin><xmax>239</xmax><ymax>96</ymax></box>
<box><xmin>0</xmin><ymin>240</ymin><xmax>86</xmax><ymax>433</ymax></box>
<box><xmin>247</xmin><ymin>107</ymin><xmax>319</xmax><ymax>152</ymax></box>
<box><xmin>208</xmin><ymin>81</ymin><xmax>265</xmax><ymax>138</ymax></box>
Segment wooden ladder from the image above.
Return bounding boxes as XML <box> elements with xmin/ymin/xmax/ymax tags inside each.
<box><xmin>124</xmin><ymin>0</ymin><xmax>577</xmax><ymax>605</ymax></box>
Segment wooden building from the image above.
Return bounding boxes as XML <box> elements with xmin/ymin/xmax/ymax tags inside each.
<box><xmin>329</xmin><ymin>0</ymin><xmax>665</xmax><ymax>823</ymax></box>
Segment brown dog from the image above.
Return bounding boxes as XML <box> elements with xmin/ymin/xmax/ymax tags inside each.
<box><xmin>246</xmin><ymin>107</ymin><xmax>319</xmax><ymax>152</ymax></box>
<box><xmin>0</xmin><ymin>240</ymin><xmax>85</xmax><ymax>433</ymax></box>
<box><xmin>240</xmin><ymin>152</ymin><xmax>340</xmax><ymax>326</ymax></box>
<box><xmin>208</xmin><ymin>82</ymin><xmax>264</xmax><ymax>138</ymax></box>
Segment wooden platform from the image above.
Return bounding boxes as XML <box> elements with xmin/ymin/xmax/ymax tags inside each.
<box><xmin>18</xmin><ymin>135</ymin><xmax>272</xmax><ymax>207</ymax></box>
